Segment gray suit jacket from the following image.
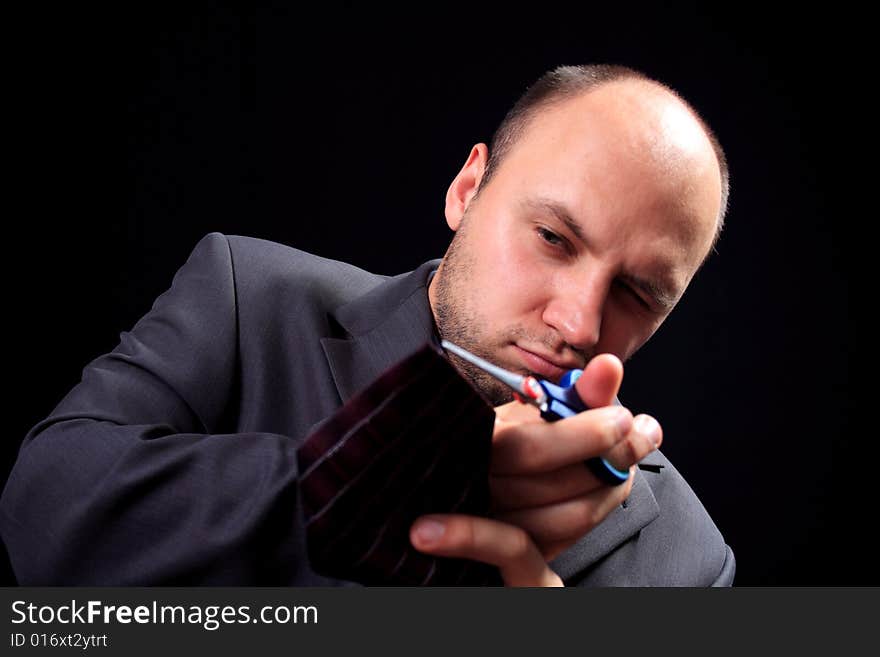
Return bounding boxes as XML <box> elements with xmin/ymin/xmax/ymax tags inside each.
<box><xmin>0</xmin><ymin>232</ymin><xmax>735</xmax><ymax>586</ymax></box>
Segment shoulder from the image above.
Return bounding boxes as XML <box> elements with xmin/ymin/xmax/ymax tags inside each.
<box><xmin>190</xmin><ymin>232</ymin><xmax>388</xmax><ymax>309</ymax></box>
<box><xmin>639</xmin><ymin>451</ymin><xmax>735</xmax><ymax>585</ymax></box>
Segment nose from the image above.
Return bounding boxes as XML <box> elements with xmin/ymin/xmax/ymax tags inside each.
<box><xmin>541</xmin><ymin>277</ymin><xmax>606</xmax><ymax>353</ymax></box>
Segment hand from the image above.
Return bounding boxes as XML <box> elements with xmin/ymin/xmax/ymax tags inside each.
<box><xmin>490</xmin><ymin>354</ymin><xmax>662</xmax><ymax>560</ymax></box>
<box><xmin>410</xmin><ymin>354</ymin><xmax>661</xmax><ymax>586</ymax></box>
<box><xmin>409</xmin><ymin>514</ymin><xmax>563</xmax><ymax>586</ymax></box>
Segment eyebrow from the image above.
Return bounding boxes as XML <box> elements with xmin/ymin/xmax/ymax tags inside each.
<box><xmin>620</xmin><ymin>273</ymin><xmax>678</xmax><ymax>312</ymax></box>
<box><xmin>524</xmin><ymin>198</ymin><xmax>589</xmax><ymax>245</ymax></box>
<box><xmin>522</xmin><ymin>197</ymin><xmax>680</xmax><ymax>312</ymax></box>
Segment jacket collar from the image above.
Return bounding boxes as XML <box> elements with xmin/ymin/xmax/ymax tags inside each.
<box><xmin>320</xmin><ymin>259</ymin><xmax>442</xmax><ymax>404</ymax></box>
<box><xmin>320</xmin><ymin>259</ymin><xmax>660</xmax><ymax>582</ymax></box>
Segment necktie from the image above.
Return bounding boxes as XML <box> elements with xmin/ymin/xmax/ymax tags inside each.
<box><xmin>296</xmin><ymin>343</ymin><xmax>503</xmax><ymax>586</ymax></box>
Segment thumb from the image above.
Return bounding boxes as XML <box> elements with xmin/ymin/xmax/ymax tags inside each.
<box><xmin>574</xmin><ymin>353</ymin><xmax>624</xmax><ymax>408</ymax></box>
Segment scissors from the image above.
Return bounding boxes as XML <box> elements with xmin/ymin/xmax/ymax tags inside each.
<box><xmin>441</xmin><ymin>339</ymin><xmax>631</xmax><ymax>486</ymax></box>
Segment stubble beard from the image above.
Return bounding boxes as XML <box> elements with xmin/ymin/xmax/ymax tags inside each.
<box><xmin>432</xmin><ymin>221</ymin><xmax>515</xmax><ymax>407</ymax></box>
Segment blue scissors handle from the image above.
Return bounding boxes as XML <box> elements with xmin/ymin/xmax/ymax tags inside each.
<box><xmin>536</xmin><ymin>374</ymin><xmax>631</xmax><ymax>487</ymax></box>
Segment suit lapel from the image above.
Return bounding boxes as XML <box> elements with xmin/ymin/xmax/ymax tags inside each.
<box><xmin>551</xmin><ymin>468</ymin><xmax>660</xmax><ymax>581</ymax></box>
<box><xmin>320</xmin><ymin>259</ymin><xmax>442</xmax><ymax>403</ymax></box>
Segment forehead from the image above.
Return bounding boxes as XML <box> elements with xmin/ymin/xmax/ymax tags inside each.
<box><xmin>494</xmin><ymin>82</ymin><xmax>721</xmax><ymax>268</ymax></box>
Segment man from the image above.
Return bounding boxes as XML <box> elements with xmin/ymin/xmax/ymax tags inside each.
<box><xmin>0</xmin><ymin>64</ymin><xmax>734</xmax><ymax>586</ymax></box>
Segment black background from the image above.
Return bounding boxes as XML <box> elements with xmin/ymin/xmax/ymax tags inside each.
<box><xmin>5</xmin><ymin>4</ymin><xmax>865</xmax><ymax>585</ymax></box>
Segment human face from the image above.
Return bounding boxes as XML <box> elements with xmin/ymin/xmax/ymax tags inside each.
<box><xmin>429</xmin><ymin>81</ymin><xmax>722</xmax><ymax>405</ymax></box>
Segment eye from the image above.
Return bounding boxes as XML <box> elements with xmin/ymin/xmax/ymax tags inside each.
<box><xmin>537</xmin><ymin>226</ymin><xmax>565</xmax><ymax>247</ymax></box>
<box><xmin>615</xmin><ymin>280</ymin><xmax>652</xmax><ymax>311</ymax></box>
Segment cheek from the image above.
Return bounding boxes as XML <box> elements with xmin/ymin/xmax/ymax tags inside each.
<box><xmin>474</xmin><ymin>266</ymin><xmax>536</xmax><ymax>322</ymax></box>
<box><xmin>471</xmin><ymin>222</ymin><xmax>535</xmax><ymax>297</ymax></box>
<box><xmin>492</xmin><ymin>240</ymin><xmax>549</xmax><ymax>313</ymax></box>
<box><xmin>463</xmin><ymin>215</ymin><xmax>552</xmax><ymax>327</ymax></box>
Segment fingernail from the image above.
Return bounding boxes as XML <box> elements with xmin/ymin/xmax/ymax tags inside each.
<box><xmin>634</xmin><ymin>415</ymin><xmax>661</xmax><ymax>447</ymax></box>
<box><xmin>414</xmin><ymin>519</ymin><xmax>446</xmax><ymax>545</ymax></box>
<box><xmin>611</xmin><ymin>407</ymin><xmax>633</xmax><ymax>437</ymax></box>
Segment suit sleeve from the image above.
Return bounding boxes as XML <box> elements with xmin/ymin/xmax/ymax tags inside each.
<box><xmin>0</xmin><ymin>232</ymin><xmax>316</xmax><ymax>585</ymax></box>
<box><xmin>711</xmin><ymin>544</ymin><xmax>736</xmax><ymax>586</ymax></box>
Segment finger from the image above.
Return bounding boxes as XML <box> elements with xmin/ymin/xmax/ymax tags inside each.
<box><xmin>543</xmin><ymin>540</ymin><xmax>576</xmax><ymax>562</ymax></box>
<box><xmin>495</xmin><ymin>471</ymin><xmax>635</xmax><ymax>545</ymax></box>
<box><xmin>491</xmin><ymin>405</ymin><xmax>633</xmax><ymax>474</ymax></box>
<box><xmin>410</xmin><ymin>514</ymin><xmax>564</xmax><ymax>587</ymax></box>
<box><xmin>603</xmin><ymin>413</ymin><xmax>663</xmax><ymax>470</ymax></box>
<box><xmin>575</xmin><ymin>353</ymin><xmax>624</xmax><ymax>409</ymax></box>
<box><xmin>490</xmin><ymin>463</ymin><xmax>606</xmax><ymax>511</ymax></box>
<box><xmin>494</xmin><ymin>400</ymin><xmax>542</xmax><ymax>425</ymax></box>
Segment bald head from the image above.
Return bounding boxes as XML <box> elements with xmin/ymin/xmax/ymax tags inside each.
<box><xmin>479</xmin><ymin>65</ymin><xmax>729</xmax><ymax>253</ymax></box>
<box><xmin>569</xmin><ymin>79</ymin><xmax>723</xmax><ymax>262</ymax></box>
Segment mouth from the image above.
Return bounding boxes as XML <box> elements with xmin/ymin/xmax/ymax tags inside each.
<box><xmin>511</xmin><ymin>345</ymin><xmax>580</xmax><ymax>381</ymax></box>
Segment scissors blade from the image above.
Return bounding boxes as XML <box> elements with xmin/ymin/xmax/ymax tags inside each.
<box><xmin>441</xmin><ymin>340</ymin><xmax>545</xmax><ymax>406</ymax></box>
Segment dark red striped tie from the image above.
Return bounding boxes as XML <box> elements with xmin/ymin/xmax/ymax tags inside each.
<box><xmin>296</xmin><ymin>343</ymin><xmax>503</xmax><ymax>585</ymax></box>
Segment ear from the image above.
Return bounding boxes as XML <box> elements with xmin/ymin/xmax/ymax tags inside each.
<box><xmin>444</xmin><ymin>143</ymin><xmax>489</xmax><ymax>231</ymax></box>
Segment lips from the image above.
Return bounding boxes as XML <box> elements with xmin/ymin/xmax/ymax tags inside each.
<box><xmin>512</xmin><ymin>345</ymin><xmax>579</xmax><ymax>381</ymax></box>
